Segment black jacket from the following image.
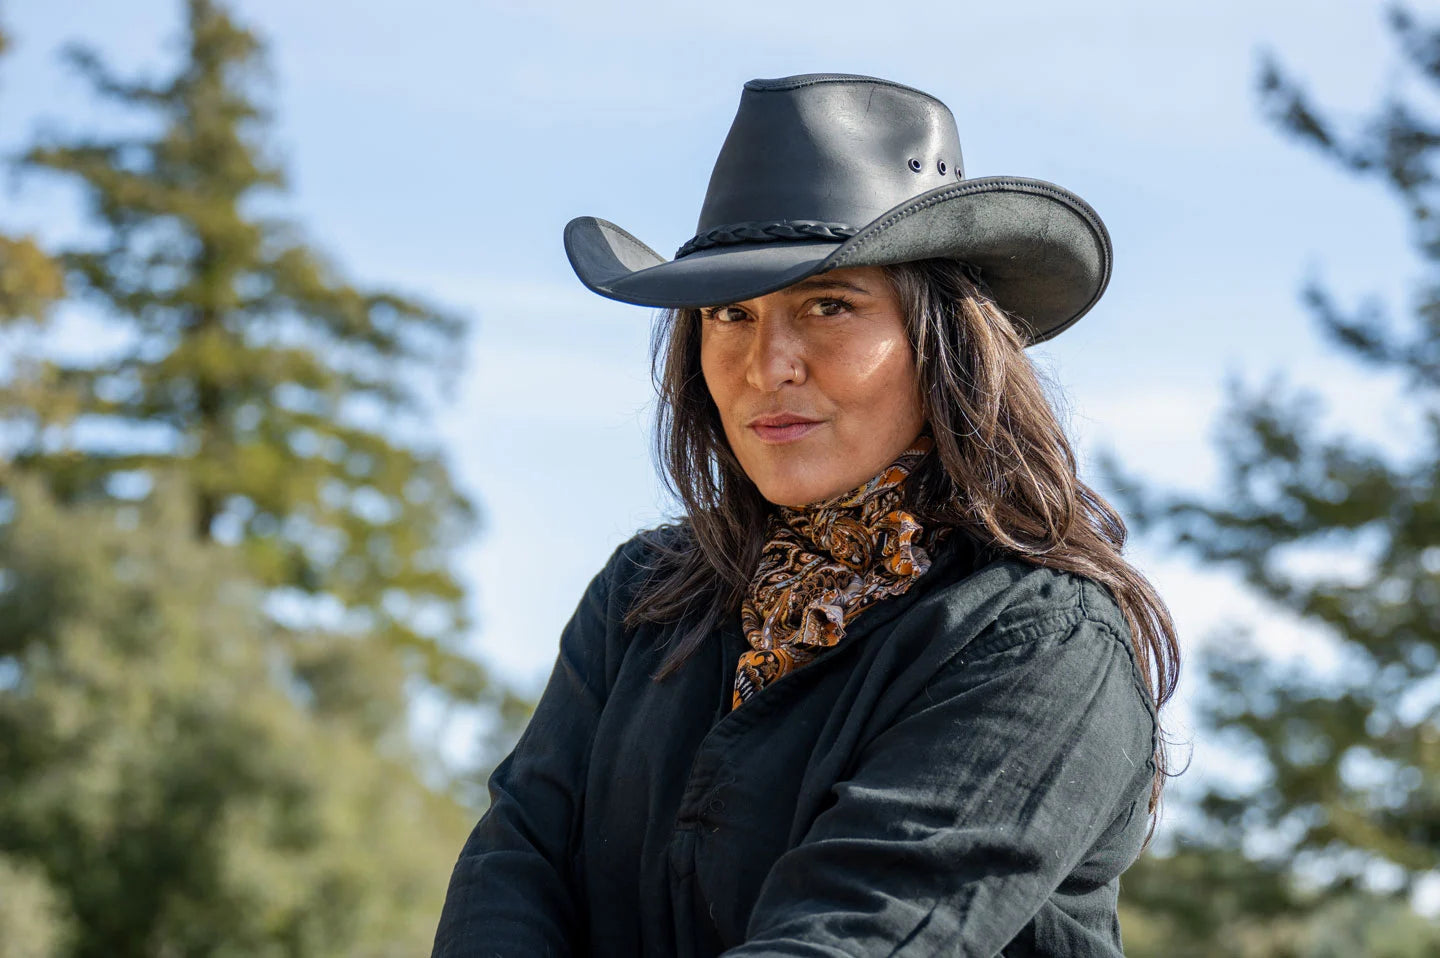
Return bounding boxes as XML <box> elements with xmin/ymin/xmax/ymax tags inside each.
<box><xmin>432</xmin><ymin>526</ymin><xmax>1159</xmax><ymax>957</ymax></box>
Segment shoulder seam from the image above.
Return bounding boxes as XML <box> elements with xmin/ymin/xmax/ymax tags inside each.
<box><xmin>970</xmin><ymin>567</ymin><xmax>1089</xmax><ymax>653</ymax></box>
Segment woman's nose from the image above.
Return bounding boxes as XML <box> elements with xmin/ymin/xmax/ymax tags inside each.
<box><xmin>745</xmin><ymin>319</ymin><xmax>806</xmax><ymax>392</ymax></box>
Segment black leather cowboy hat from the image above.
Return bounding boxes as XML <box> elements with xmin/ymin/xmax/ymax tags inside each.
<box><xmin>564</xmin><ymin>73</ymin><xmax>1111</xmax><ymax>345</ymax></box>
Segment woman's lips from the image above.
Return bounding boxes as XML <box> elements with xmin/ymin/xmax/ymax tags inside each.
<box><xmin>750</xmin><ymin>421</ymin><xmax>823</xmax><ymax>443</ymax></box>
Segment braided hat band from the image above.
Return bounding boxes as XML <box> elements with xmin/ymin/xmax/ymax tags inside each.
<box><xmin>675</xmin><ymin>220</ymin><xmax>991</xmax><ymax>294</ymax></box>
<box><xmin>675</xmin><ymin>220</ymin><xmax>858</xmax><ymax>259</ymax></box>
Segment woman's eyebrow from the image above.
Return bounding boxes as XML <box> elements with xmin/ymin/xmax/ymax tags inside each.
<box><xmin>787</xmin><ymin>278</ymin><xmax>872</xmax><ymax>296</ymax></box>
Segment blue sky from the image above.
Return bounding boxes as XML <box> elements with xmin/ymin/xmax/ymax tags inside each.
<box><xmin>0</xmin><ymin>0</ymin><xmax>1425</xmax><ymax>871</ymax></box>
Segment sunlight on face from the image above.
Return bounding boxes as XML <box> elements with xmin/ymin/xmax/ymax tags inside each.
<box><xmin>699</xmin><ymin>266</ymin><xmax>927</xmax><ymax>507</ymax></box>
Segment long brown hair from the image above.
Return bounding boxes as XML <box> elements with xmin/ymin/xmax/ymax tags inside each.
<box><xmin>624</xmin><ymin>257</ymin><xmax>1181</xmax><ymax>848</ymax></box>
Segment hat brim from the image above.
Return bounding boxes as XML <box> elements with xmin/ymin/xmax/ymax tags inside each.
<box><xmin>563</xmin><ymin>176</ymin><xmax>1111</xmax><ymax>345</ymax></box>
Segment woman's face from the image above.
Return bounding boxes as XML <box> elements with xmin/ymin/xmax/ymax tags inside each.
<box><xmin>699</xmin><ymin>266</ymin><xmax>927</xmax><ymax>507</ymax></box>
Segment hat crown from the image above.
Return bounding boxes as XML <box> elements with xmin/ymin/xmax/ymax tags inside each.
<box><xmin>695</xmin><ymin>74</ymin><xmax>965</xmax><ymax>236</ymax></box>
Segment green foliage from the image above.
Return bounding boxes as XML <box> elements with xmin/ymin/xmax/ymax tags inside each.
<box><xmin>1108</xmin><ymin>2</ymin><xmax>1440</xmax><ymax>948</ymax></box>
<box><xmin>2</xmin><ymin>0</ymin><xmax>492</xmax><ymax>711</ymax></box>
<box><xmin>0</xmin><ymin>234</ymin><xmax>66</xmax><ymax>322</ymax></box>
<box><xmin>0</xmin><ymin>11</ymin><xmax>66</xmax><ymax>324</ymax></box>
<box><xmin>1118</xmin><ymin>843</ymin><xmax>1440</xmax><ymax>957</ymax></box>
<box><xmin>0</xmin><ymin>469</ymin><xmax>472</xmax><ymax>957</ymax></box>
<box><xmin>0</xmin><ymin>854</ymin><xmax>71</xmax><ymax>958</ymax></box>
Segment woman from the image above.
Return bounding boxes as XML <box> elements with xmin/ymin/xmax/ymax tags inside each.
<box><xmin>433</xmin><ymin>74</ymin><xmax>1179</xmax><ymax>957</ymax></box>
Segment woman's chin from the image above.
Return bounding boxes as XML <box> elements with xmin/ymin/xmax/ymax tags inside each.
<box><xmin>752</xmin><ymin>473</ymin><xmax>844</xmax><ymax>508</ymax></box>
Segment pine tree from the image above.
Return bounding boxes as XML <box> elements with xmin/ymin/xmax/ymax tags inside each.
<box><xmin>0</xmin><ymin>9</ymin><xmax>488</xmax><ymax>952</ymax></box>
<box><xmin>3</xmin><ymin>0</ymin><xmax>494</xmax><ymax>719</ymax></box>
<box><xmin>1110</xmin><ymin>4</ymin><xmax>1440</xmax><ymax>948</ymax></box>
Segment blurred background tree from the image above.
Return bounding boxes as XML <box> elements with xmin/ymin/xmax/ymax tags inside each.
<box><xmin>1</xmin><ymin>0</ymin><xmax>504</xmax><ymax>715</ymax></box>
<box><xmin>1112</xmin><ymin>4</ymin><xmax>1440</xmax><ymax>954</ymax></box>
<box><xmin>0</xmin><ymin>2</ymin><xmax>524</xmax><ymax>954</ymax></box>
<box><xmin>0</xmin><ymin>470</ymin><xmax>473</xmax><ymax>957</ymax></box>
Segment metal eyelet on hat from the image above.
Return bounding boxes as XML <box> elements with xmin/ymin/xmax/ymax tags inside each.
<box><xmin>937</xmin><ymin>159</ymin><xmax>948</xmax><ymax>175</ymax></box>
<box><xmin>907</xmin><ymin>158</ymin><xmax>922</xmax><ymax>173</ymax></box>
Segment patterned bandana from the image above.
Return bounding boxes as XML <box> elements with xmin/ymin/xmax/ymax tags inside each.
<box><xmin>732</xmin><ymin>434</ymin><xmax>949</xmax><ymax>711</ymax></box>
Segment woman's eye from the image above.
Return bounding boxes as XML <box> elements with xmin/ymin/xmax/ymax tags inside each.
<box><xmin>704</xmin><ymin>306</ymin><xmax>748</xmax><ymax>323</ymax></box>
<box><xmin>813</xmin><ymin>298</ymin><xmax>854</xmax><ymax>317</ymax></box>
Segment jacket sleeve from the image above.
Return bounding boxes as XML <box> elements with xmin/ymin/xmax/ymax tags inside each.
<box><xmin>430</xmin><ymin>542</ymin><xmax>626</xmax><ymax>958</ymax></box>
<box><xmin>725</xmin><ymin>609</ymin><xmax>1158</xmax><ymax>958</ymax></box>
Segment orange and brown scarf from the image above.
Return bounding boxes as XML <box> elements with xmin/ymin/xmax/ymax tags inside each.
<box><xmin>732</xmin><ymin>434</ymin><xmax>949</xmax><ymax>710</ymax></box>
